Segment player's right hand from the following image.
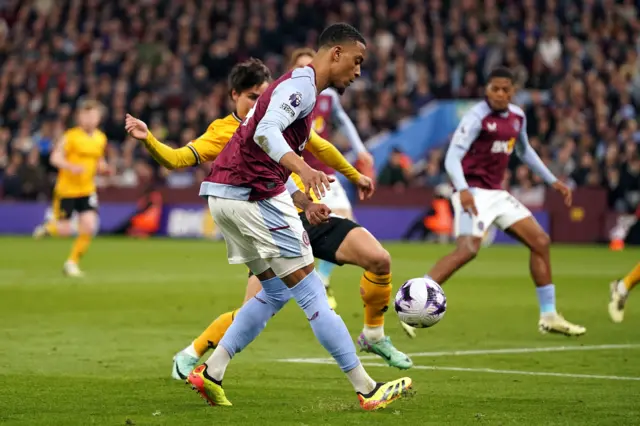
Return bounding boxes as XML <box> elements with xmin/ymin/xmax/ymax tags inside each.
<box><xmin>459</xmin><ymin>189</ymin><xmax>478</xmax><ymax>216</ymax></box>
<box><xmin>356</xmin><ymin>174</ymin><xmax>375</xmax><ymax>200</ymax></box>
<box><xmin>124</xmin><ymin>114</ymin><xmax>149</xmax><ymax>140</ymax></box>
<box><xmin>299</xmin><ymin>166</ymin><xmax>334</xmax><ymax>200</ymax></box>
<box><xmin>305</xmin><ymin>203</ymin><xmax>331</xmax><ymax>225</ymax></box>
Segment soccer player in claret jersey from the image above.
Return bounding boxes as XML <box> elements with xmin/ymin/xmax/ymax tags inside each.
<box><xmin>289</xmin><ymin>48</ymin><xmax>375</xmax><ymax>309</ymax></box>
<box><xmin>407</xmin><ymin>67</ymin><xmax>585</xmax><ymax>337</ymax></box>
<box><xmin>190</xmin><ymin>24</ymin><xmax>411</xmax><ymax>410</ymax></box>
<box><xmin>125</xmin><ymin>59</ymin><xmax>411</xmax><ymax>376</ymax></box>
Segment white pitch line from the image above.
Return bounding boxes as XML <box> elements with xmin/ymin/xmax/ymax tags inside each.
<box><xmin>281</xmin><ymin>343</ymin><xmax>640</xmax><ymax>364</ymax></box>
<box><xmin>281</xmin><ymin>359</ymin><xmax>640</xmax><ymax>382</ymax></box>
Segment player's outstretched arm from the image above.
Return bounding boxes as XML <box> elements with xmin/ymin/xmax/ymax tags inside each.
<box><xmin>514</xmin><ymin>117</ymin><xmax>571</xmax><ymax>205</ymax></box>
<box><xmin>329</xmin><ymin>89</ymin><xmax>369</xmax><ymax>156</ymax></box>
<box><xmin>514</xmin><ymin>116</ymin><xmax>557</xmax><ymax>185</ymax></box>
<box><xmin>125</xmin><ymin>114</ymin><xmax>201</xmax><ymax>170</ymax></box>
<box><xmin>253</xmin><ymin>77</ymin><xmax>332</xmax><ymax>199</ymax></box>
<box><xmin>305</xmin><ymin>130</ymin><xmax>361</xmax><ymax>183</ymax></box>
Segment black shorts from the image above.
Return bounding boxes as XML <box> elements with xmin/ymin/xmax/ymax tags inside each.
<box><xmin>54</xmin><ymin>194</ymin><xmax>98</xmax><ymax>220</ymax></box>
<box><xmin>248</xmin><ymin>212</ymin><xmax>361</xmax><ymax>277</ymax></box>
<box><xmin>299</xmin><ymin>212</ymin><xmax>360</xmax><ymax>265</ymax></box>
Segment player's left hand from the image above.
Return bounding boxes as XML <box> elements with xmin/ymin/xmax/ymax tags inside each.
<box><xmin>552</xmin><ymin>181</ymin><xmax>572</xmax><ymax>206</ymax></box>
<box><xmin>305</xmin><ymin>203</ymin><xmax>331</xmax><ymax>225</ymax></box>
<box><xmin>356</xmin><ymin>174</ymin><xmax>375</xmax><ymax>200</ymax></box>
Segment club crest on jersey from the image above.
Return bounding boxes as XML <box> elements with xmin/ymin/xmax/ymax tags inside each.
<box><xmin>512</xmin><ymin>119</ymin><xmax>521</xmax><ymax>132</ymax></box>
<box><xmin>487</xmin><ymin>122</ymin><xmax>497</xmax><ymax>132</ymax></box>
<box><xmin>289</xmin><ymin>92</ymin><xmax>302</xmax><ymax>107</ymax></box>
<box><xmin>319</xmin><ymin>98</ymin><xmax>330</xmax><ymax>112</ymax></box>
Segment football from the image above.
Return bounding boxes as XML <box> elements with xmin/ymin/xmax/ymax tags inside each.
<box><xmin>394</xmin><ymin>277</ymin><xmax>447</xmax><ymax>328</ymax></box>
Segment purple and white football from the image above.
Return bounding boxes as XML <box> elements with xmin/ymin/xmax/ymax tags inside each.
<box><xmin>394</xmin><ymin>277</ymin><xmax>446</xmax><ymax>328</ymax></box>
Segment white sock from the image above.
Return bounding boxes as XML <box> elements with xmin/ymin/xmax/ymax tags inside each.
<box><xmin>205</xmin><ymin>345</ymin><xmax>232</xmax><ymax>382</ymax></box>
<box><xmin>346</xmin><ymin>363</ymin><xmax>376</xmax><ymax>394</ymax></box>
<box><xmin>183</xmin><ymin>343</ymin><xmax>200</xmax><ymax>359</ymax></box>
<box><xmin>617</xmin><ymin>280</ymin><xmax>629</xmax><ymax>297</ymax></box>
<box><xmin>363</xmin><ymin>325</ymin><xmax>385</xmax><ymax>342</ymax></box>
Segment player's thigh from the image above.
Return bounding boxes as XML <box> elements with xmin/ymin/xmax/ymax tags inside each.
<box><xmin>76</xmin><ymin>194</ymin><xmax>99</xmax><ymax>233</ymax></box>
<box><xmin>56</xmin><ymin>197</ymin><xmax>76</xmax><ymax>222</ymax></box>
<box><xmin>250</xmin><ymin>193</ymin><xmax>314</xmax><ymax>277</ymax></box>
<box><xmin>493</xmin><ymin>192</ymin><xmax>533</xmax><ymax>232</ymax></box>
<box><xmin>451</xmin><ymin>189</ymin><xmax>498</xmax><ymax>238</ymax></box>
<box><xmin>244</xmin><ymin>272</ymin><xmax>264</xmax><ymax>303</ymax></box>
<box><xmin>504</xmin><ymin>216</ymin><xmax>550</xmax><ymax>252</ymax></box>
<box><xmin>298</xmin><ymin>212</ymin><xmax>360</xmax><ymax>265</ymax></box>
<box><xmin>322</xmin><ymin>177</ymin><xmax>353</xmax><ymax>214</ymax></box>
<box><xmin>207</xmin><ymin>196</ymin><xmax>261</xmax><ymax>264</ymax></box>
<box><xmin>335</xmin><ymin>227</ymin><xmax>390</xmax><ymax>273</ymax></box>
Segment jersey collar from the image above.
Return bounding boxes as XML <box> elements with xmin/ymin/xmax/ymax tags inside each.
<box><xmin>231</xmin><ymin>111</ymin><xmax>242</xmax><ymax>122</ymax></box>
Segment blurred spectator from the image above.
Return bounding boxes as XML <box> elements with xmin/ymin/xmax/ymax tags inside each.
<box><xmin>378</xmin><ymin>147</ymin><xmax>412</xmax><ymax>189</ymax></box>
<box><xmin>0</xmin><ymin>0</ymin><xmax>635</xmax><ymax>218</ymax></box>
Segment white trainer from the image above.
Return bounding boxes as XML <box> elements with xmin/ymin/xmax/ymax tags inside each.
<box><xmin>63</xmin><ymin>261</ymin><xmax>84</xmax><ymax>278</ymax></box>
<box><xmin>608</xmin><ymin>280</ymin><xmax>627</xmax><ymax>323</ymax></box>
<box><xmin>538</xmin><ymin>313</ymin><xmax>586</xmax><ymax>336</ymax></box>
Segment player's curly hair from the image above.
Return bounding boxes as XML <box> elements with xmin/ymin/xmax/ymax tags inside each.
<box><xmin>318</xmin><ymin>23</ymin><xmax>366</xmax><ymax>48</ymax></box>
<box><xmin>228</xmin><ymin>58</ymin><xmax>272</xmax><ymax>98</ymax></box>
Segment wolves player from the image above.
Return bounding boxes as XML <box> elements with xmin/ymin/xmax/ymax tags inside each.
<box><xmin>33</xmin><ymin>100</ymin><xmax>110</xmax><ymax>277</ymax></box>
<box><xmin>189</xmin><ymin>24</ymin><xmax>411</xmax><ymax>409</ymax></box>
<box><xmin>414</xmin><ymin>68</ymin><xmax>585</xmax><ymax>336</ymax></box>
<box><xmin>290</xmin><ymin>48</ymin><xmax>374</xmax><ymax>308</ymax></box>
<box><xmin>125</xmin><ymin>59</ymin><xmax>411</xmax><ymax>375</ymax></box>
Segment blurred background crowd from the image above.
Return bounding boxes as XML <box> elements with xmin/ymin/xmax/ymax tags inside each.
<box><xmin>0</xmin><ymin>0</ymin><xmax>639</xmax><ymax>214</ymax></box>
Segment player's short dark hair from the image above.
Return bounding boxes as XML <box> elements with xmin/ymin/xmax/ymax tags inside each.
<box><xmin>487</xmin><ymin>67</ymin><xmax>514</xmax><ymax>83</ymax></box>
<box><xmin>318</xmin><ymin>23</ymin><xmax>366</xmax><ymax>48</ymax></box>
<box><xmin>228</xmin><ymin>58</ymin><xmax>271</xmax><ymax>97</ymax></box>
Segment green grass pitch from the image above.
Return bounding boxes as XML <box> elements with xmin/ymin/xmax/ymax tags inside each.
<box><xmin>0</xmin><ymin>237</ymin><xmax>639</xmax><ymax>425</ymax></box>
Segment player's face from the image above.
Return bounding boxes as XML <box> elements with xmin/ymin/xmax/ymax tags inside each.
<box><xmin>330</xmin><ymin>41</ymin><xmax>366</xmax><ymax>95</ymax></box>
<box><xmin>294</xmin><ymin>54</ymin><xmax>313</xmax><ymax>68</ymax></box>
<box><xmin>233</xmin><ymin>82</ymin><xmax>269</xmax><ymax>118</ymax></box>
<box><xmin>486</xmin><ymin>77</ymin><xmax>513</xmax><ymax>111</ymax></box>
<box><xmin>78</xmin><ymin>109</ymin><xmax>102</xmax><ymax>130</ymax></box>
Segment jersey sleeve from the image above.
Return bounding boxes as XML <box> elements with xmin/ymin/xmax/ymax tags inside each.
<box><xmin>305</xmin><ymin>129</ymin><xmax>361</xmax><ymax>183</ymax></box>
<box><xmin>253</xmin><ymin>77</ymin><xmax>317</xmax><ymax>163</ymax></box>
<box><xmin>188</xmin><ymin>122</ymin><xmax>228</xmax><ymax>164</ymax></box>
<box><xmin>328</xmin><ymin>89</ymin><xmax>366</xmax><ymax>154</ymax></box>
<box><xmin>514</xmin><ymin>115</ymin><xmax>557</xmax><ymax>185</ymax></box>
<box><xmin>444</xmin><ymin>109</ymin><xmax>483</xmax><ymax>191</ymax></box>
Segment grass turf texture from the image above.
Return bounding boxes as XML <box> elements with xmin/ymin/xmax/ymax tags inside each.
<box><xmin>0</xmin><ymin>237</ymin><xmax>639</xmax><ymax>425</ymax></box>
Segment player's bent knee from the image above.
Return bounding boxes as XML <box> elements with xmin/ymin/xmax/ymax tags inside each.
<box><xmin>532</xmin><ymin>233</ymin><xmax>551</xmax><ymax>253</ymax></box>
<box><xmin>454</xmin><ymin>237</ymin><xmax>481</xmax><ymax>263</ymax></box>
<box><xmin>363</xmin><ymin>248</ymin><xmax>391</xmax><ymax>275</ymax></box>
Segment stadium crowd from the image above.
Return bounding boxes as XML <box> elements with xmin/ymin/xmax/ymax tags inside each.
<box><xmin>0</xmin><ymin>0</ymin><xmax>639</xmax><ymax>214</ymax></box>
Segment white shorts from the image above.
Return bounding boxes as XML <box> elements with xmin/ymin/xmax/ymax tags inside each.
<box><xmin>207</xmin><ymin>192</ymin><xmax>314</xmax><ymax>274</ymax></box>
<box><xmin>321</xmin><ymin>176</ymin><xmax>352</xmax><ymax>212</ymax></box>
<box><xmin>451</xmin><ymin>188</ymin><xmax>532</xmax><ymax>238</ymax></box>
